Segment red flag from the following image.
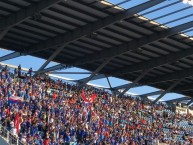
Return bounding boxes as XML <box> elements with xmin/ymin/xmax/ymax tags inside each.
<box><xmin>52</xmin><ymin>92</ymin><xmax>57</xmax><ymax>100</ymax></box>
<box><xmin>81</xmin><ymin>91</ymin><xmax>90</xmax><ymax>103</ymax></box>
<box><xmin>141</xmin><ymin>119</ymin><xmax>146</xmax><ymax>124</ymax></box>
<box><xmin>105</xmin><ymin>131</ymin><xmax>109</xmax><ymax>138</ymax></box>
<box><xmin>81</xmin><ymin>91</ymin><xmax>97</xmax><ymax>103</ymax></box>
<box><xmin>137</xmin><ymin>124</ymin><xmax>141</xmax><ymax>129</ymax></box>
<box><xmin>90</xmin><ymin>94</ymin><xmax>97</xmax><ymax>103</ymax></box>
<box><xmin>14</xmin><ymin>113</ymin><xmax>20</xmax><ymax>133</ymax></box>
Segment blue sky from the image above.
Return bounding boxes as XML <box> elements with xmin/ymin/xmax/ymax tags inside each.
<box><xmin>1</xmin><ymin>0</ymin><xmax>192</xmax><ymax>101</ymax></box>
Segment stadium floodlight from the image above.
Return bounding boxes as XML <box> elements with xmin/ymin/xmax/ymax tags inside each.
<box><xmin>182</xmin><ymin>0</ymin><xmax>193</xmax><ymax>5</ymax></box>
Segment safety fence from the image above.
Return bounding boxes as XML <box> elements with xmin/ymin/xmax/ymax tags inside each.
<box><xmin>0</xmin><ymin>125</ymin><xmax>25</xmax><ymax>145</ymax></box>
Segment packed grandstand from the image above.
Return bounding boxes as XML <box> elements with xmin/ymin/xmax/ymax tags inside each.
<box><xmin>0</xmin><ymin>64</ymin><xmax>193</xmax><ymax>145</ymax></box>
<box><xmin>2</xmin><ymin>0</ymin><xmax>193</xmax><ymax>145</ymax></box>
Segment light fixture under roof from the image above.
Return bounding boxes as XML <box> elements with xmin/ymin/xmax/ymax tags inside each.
<box><xmin>182</xmin><ymin>0</ymin><xmax>193</xmax><ymax>6</ymax></box>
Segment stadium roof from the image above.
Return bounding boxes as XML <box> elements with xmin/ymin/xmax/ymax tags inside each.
<box><xmin>1</xmin><ymin>0</ymin><xmax>193</xmax><ymax>103</ymax></box>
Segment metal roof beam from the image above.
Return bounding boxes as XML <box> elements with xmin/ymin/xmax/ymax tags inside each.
<box><xmin>106</xmin><ymin>76</ymin><xmax>116</xmax><ymax>96</ymax></box>
<box><xmin>106</xmin><ymin>76</ymin><xmax>112</xmax><ymax>89</ymax></box>
<box><xmin>48</xmin><ymin>72</ymin><xmax>92</xmax><ymax>74</ymax></box>
<box><xmin>112</xmin><ymin>47</ymin><xmax>193</xmax><ymax>76</ymax></box>
<box><xmin>141</xmin><ymin>1</ymin><xmax>181</xmax><ymax>16</ymax></box>
<box><xmin>144</xmin><ymin>67</ymin><xmax>193</xmax><ymax>85</ymax></box>
<box><xmin>78</xmin><ymin>58</ymin><xmax>111</xmax><ymax>88</ymax></box>
<box><xmin>174</xmin><ymin>83</ymin><xmax>193</xmax><ymax>92</ymax></box>
<box><xmin>152</xmin><ymin>79</ymin><xmax>182</xmax><ymax>104</ymax></box>
<box><xmin>23</xmin><ymin>0</ymin><xmax>165</xmax><ymax>54</ymax></box>
<box><xmin>118</xmin><ymin>69</ymin><xmax>150</xmax><ymax>97</ymax></box>
<box><xmin>0</xmin><ymin>0</ymin><xmax>62</xmax><ymax>30</ymax></box>
<box><xmin>166</xmin><ymin>97</ymin><xmax>191</xmax><ymax>103</ymax></box>
<box><xmin>187</xmin><ymin>100</ymin><xmax>193</xmax><ymax>106</ymax></box>
<box><xmin>77</xmin><ymin>74</ymin><xmax>106</xmax><ymax>83</ymax></box>
<box><xmin>39</xmin><ymin>64</ymin><xmax>72</xmax><ymax>74</ymax></box>
<box><xmin>0</xmin><ymin>52</ymin><xmax>23</xmax><ymax>62</ymax></box>
<box><xmin>0</xmin><ymin>29</ymin><xmax>9</xmax><ymax>40</ymax></box>
<box><xmin>69</xmin><ymin>20</ymin><xmax>193</xmax><ymax>66</ymax></box>
<box><xmin>34</xmin><ymin>44</ymin><xmax>66</xmax><ymax>76</ymax></box>
<box><xmin>113</xmin><ymin>84</ymin><xmax>131</xmax><ymax>90</ymax></box>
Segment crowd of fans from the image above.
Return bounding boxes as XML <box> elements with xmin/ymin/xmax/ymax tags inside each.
<box><xmin>0</xmin><ymin>64</ymin><xmax>193</xmax><ymax>145</ymax></box>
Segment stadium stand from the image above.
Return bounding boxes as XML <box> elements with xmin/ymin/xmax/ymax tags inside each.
<box><xmin>1</xmin><ymin>0</ymin><xmax>193</xmax><ymax>145</ymax></box>
<box><xmin>0</xmin><ymin>63</ymin><xmax>193</xmax><ymax>144</ymax></box>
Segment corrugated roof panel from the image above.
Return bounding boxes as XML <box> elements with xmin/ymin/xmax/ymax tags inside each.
<box><xmin>53</xmin><ymin>4</ymin><xmax>98</xmax><ymax>22</ymax></box>
<box><xmin>177</xmin><ymin>62</ymin><xmax>192</xmax><ymax>69</ymax></box>
<box><xmin>61</xmin><ymin>48</ymin><xmax>84</xmax><ymax>57</ymax></box>
<box><xmin>10</xmin><ymin>28</ymin><xmax>48</xmax><ymax>40</ymax></box>
<box><xmin>81</xmin><ymin>37</ymin><xmax>112</xmax><ymax>49</ymax></box>
<box><xmin>43</xmin><ymin>9</ymin><xmax>86</xmax><ymax>26</ymax></box>
<box><xmin>0</xmin><ymin>9</ymin><xmax>10</xmax><ymax>15</ymax></box>
<box><xmin>17</xmin><ymin>23</ymin><xmax>56</xmax><ymax>37</ymax></box>
<box><xmin>163</xmin><ymin>64</ymin><xmax>182</xmax><ymax>71</ymax></box>
<box><xmin>0</xmin><ymin>2</ymin><xmax>20</xmax><ymax>11</ymax></box>
<box><xmin>121</xmin><ymin>54</ymin><xmax>141</xmax><ymax>63</ymax></box>
<box><xmin>3</xmin><ymin>38</ymin><xmax>29</xmax><ymax>47</ymax></box>
<box><xmin>145</xmin><ymin>44</ymin><xmax>170</xmax><ymax>55</ymax></box>
<box><xmin>125</xmin><ymin>51</ymin><xmax>150</xmax><ymax>61</ymax></box>
<box><xmin>96</xmin><ymin>35</ymin><xmax>122</xmax><ymax>45</ymax></box>
<box><xmin>139</xmin><ymin>49</ymin><xmax>160</xmax><ymax>58</ymax></box>
<box><xmin>152</xmin><ymin>41</ymin><xmax>179</xmax><ymax>52</ymax></box>
<box><xmin>6</xmin><ymin>33</ymin><xmax>38</xmax><ymax>44</ymax></box>
<box><xmin>163</xmin><ymin>37</ymin><xmax>190</xmax><ymax>49</ymax></box>
<box><xmin>150</xmin><ymin>69</ymin><xmax>165</xmax><ymax>75</ymax></box>
<box><xmin>66</xmin><ymin>44</ymin><xmax>93</xmax><ymax>54</ymax></box>
<box><xmin>40</xmin><ymin>16</ymin><xmax>76</xmax><ymax>30</ymax></box>
<box><xmin>108</xmin><ymin>61</ymin><xmax>125</xmax><ymax>68</ymax></box>
<box><xmin>72</xmin><ymin>41</ymin><xmax>106</xmax><ymax>51</ymax></box>
<box><xmin>64</xmin><ymin>0</ymin><xmax>108</xmax><ymax>18</ymax></box>
<box><xmin>156</xmin><ymin>66</ymin><xmax>175</xmax><ymax>73</ymax></box>
<box><xmin>111</xmin><ymin>57</ymin><xmax>132</xmax><ymax>66</ymax></box>
<box><xmin>119</xmin><ymin>21</ymin><xmax>153</xmax><ymax>35</ymax></box>
<box><xmin>181</xmin><ymin>57</ymin><xmax>193</xmax><ymax>66</ymax></box>
<box><xmin>98</xmin><ymin>29</ymin><xmax>132</xmax><ymax>42</ymax></box>
<box><xmin>108</xmin><ymin>24</ymin><xmax>143</xmax><ymax>38</ymax></box>
<box><xmin>25</xmin><ymin>19</ymin><xmax>65</xmax><ymax>34</ymax></box>
<box><xmin>7</xmin><ymin>0</ymin><xmax>30</xmax><ymax>7</ymax></box>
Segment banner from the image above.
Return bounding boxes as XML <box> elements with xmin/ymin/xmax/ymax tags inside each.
<box><xmin>8</xmin><ymin>96</ymin><xmax>23</xmax><ymax>105</ymax></box>
<box><xmin>81</xmin><ymin>91</ymin><xmax>97</xmax><ymax>103</ymax></box>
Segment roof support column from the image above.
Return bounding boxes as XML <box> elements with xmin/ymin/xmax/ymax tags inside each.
<box><xmin>106</xmin><ymin>76</ymin><xmax>116</xmax><ymax>96</ymax></box>
<box><xmin>34</xmin><ymin>43</ymin><xmax>67</xmax><ymax>76</ymax></box>
<box><xmin>153</xmin><ymin>79</ymin><xmax>183</xmax><ymax>104</ymax></box>
<box><xmin>78</xmin><ymin>58</ymin><xmax>112</xmax><ymax>89</ymax></box>
<box><xmin>0</xmin><ymin>28</ymin><xmax>9</xmax><ymax>40</ymax></box>
<box><xmin>187</xmin><ymin>100</ymin><xmax>193</xmax><ymax>106</ymax></box>
<box><xmin>118</xmin><ymin>69</ymin><xmax>150</xmax><ymax>97</ymax></box>
<box><xmin>77</xmin><ymin>74</ymin><xmax>106</xmax><ymax>83</ymax></box>
<box><xmin>39</xmin><ymin>64</ymin><xmax>72</xmax><ymax>74</ymax></box>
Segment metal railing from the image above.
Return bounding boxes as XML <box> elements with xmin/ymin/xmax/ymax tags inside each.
<box><xmin>0</xmin><ymin>125</ymin><xmax>25</xmax><ymax>145</ymax></box>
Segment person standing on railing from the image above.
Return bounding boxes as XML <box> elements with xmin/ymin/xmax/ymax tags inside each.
<box><xmin>14</xmin><ymin>68</ymin><xmax>17</xmax><ymax>79</ymax></box>
<box><xmin>27</xmin><ymin>67</ymin><xmax>32</xmax><ymax>78</ymax></box>
<box><xmin>18</xmin><ymin>64</ymin><xmax>21</xmax><ymax>78</ymax></box>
